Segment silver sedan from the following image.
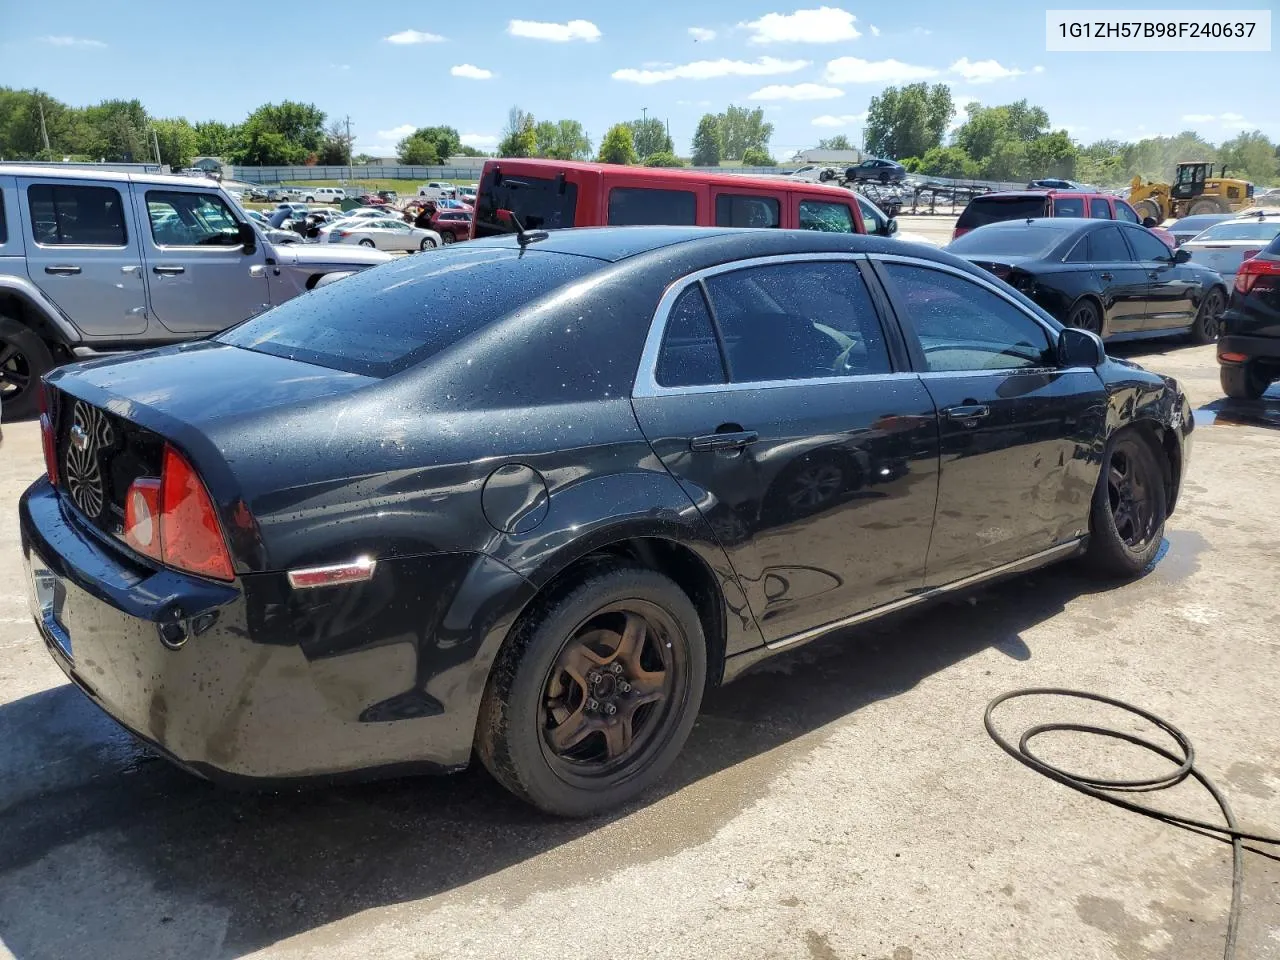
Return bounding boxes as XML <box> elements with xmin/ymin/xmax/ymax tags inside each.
<box><xmin>323</xmin><ymin>217</ymin><xmax>442</xmax><ymax>252</ymax></box>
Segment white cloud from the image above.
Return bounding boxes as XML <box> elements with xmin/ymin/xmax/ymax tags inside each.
<box><xmin>750</xmin><ymin>83</ymin><xmax>844</xmax><ymax>101</ymax></box>
<box><xmin>869</xmin><ymin>24</ymin><xmax>881</xmax><ymax>36</ymax></box>
<box><xmin>451</xmin><ymin>63</ymin><xmax>493</xmax><ymax>79</ymax></box>
<box><xmin>40</xmin><ymin>35</ymin><xmax>106</xmax><ymax>47</ymax></box>
<box><xmin>741</xmin><ymin>6</ymin><xmax>861</xmax><ymax>43</ymax></box>
<box><xmin>461</xmin><ymin>133</ymin><xmax>499</xmax><ymax>149</ymax></box>
<box><xmin>825</xmin><ymin>57</ymin><xmax>939</xmax><ymax>84</ymax></box>
<box><xmin>613</xmin><ymin>56</ymin><xmax>809</xmax><ymax>85</ymax></box>
<box><xmin>385</xmin><ymin>29</ymin><xmax>445</xmax><ymax>44</ymax></box>
<box><xmin>507</xmin><ymin>19</ymin><xmax>601</xmax><ymax>42</ymax></box>
<box><xmin>688</xmin><ymin>26</ymin><xmax>716</xmax><ymax>41</ymax></box>
<box><xmin>643</xmin><ymin>60</ymin><xmax>675</xmax><ymax>68</ymax></box>
<box><xmin>1033</xmin><ymin>65</ymin><xmax>1045</xmax><ymax>73</ymax></box>
<box><xmin>1182</xmin><ymin>113</ymin><xmax>1216</xmax><ymax>122</ymax></box>
<box><xmin>812</xmin><ymin>112</ymin><xmax>867</xmax><ymax>127</ymax></box>
<box><xmin>1182</xmin><ymin>111</ymin><xmax>1255</xmax><ymax>130</ymax></box>
<box><xmin>329</xmin><ymin>63</ymin><xmax>351</xmax><ymax>71</ymax></box>
<box><xmin>377</xmin><ymin>124</ymin><xmax>417</xmax><ymax>140</ymax></box>
<box><xmin>949</xmin><ymin>58</ymin><xmax>1025</xmax><ymax>83</ymax></box>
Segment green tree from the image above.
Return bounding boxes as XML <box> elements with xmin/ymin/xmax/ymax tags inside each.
<box><xmin>319</xmin><ymin>120</ymin><xmax>353</xmax><ymax>165</ymax></box>
<box><xmin>644</xmin><ymin>151</ymin><xmax>683</xmax><ymax>167</ymax></box>
<box><xmin>717</xmin><ymin>105</ymin><xmax>773</xmax><ymax>160</ymax></box>
<box><xmin>0</xmin><ymin>88</ymin><xmax>92</xmax><ymax>159</ymax></box>
<box><xmin>352</xmin><ymin>153</ymin><xmax>377</xmax><ymax>164</ymax></box>
<box><xmin>152</xmin><ymin>117</ymin><xmax>199</xmax><ymax>168</ymax></box>
<box><xmin>1218</xmin><ymin>130</ymin><xmax>1278</xmax><ymax>185</ymax></box>
<box><xmin>193</xmin><ymin>120</ymin><xmax>237</xmax><ymax>157</ymax></box>
<box><xmin>1077</xmin><ymin>140</ymin><xmax>1126</xmax><ymax>187</ymax></box>
<box><xmin>535</xmin><ymin>119</ymin><xmax>592</xmax><ymax>160</ymax></box>
<box><xmin>396</xmin><ymin>125</ymin><xmax>462</xmax><ymax>165</ymax></box>
<box><xmin>628</xmin><ymin>117</ymin><xmax>673</xmax><ymax>159</ymax></box>
<box><xmin>1121</xmin><ymin>131</ymin><xmax>1217</xmax><ymax>183</ymax></box>
<box><xmin>981</xmin><ymin>139</ymin><xmax>1029</xmax><ymax>181</ymax></box>
<box><xmin>691</xmin><ymin>114</ymin><xmax>722</xmax><ymax>166</ymax></box>
<box><xmin>1025</xmin><ymin>130</ymin><xmax>1078</xmax><ymax>179</ymax></box>
<box><xmin>817</xmin><ymin>135</ymin><xmax>853</xmax><ymax>151</ymax></box>
<box><xmin>82</xmin><ymin>98</ymin><xmax>151</xmax><ymax>162</ymax></box>
<box><xmin>456</xmin><ymin>144</ymin><xmax>488</xmax><ymax>157</ymax></box>
<box><xmin>497</xmin><ymin>106</ymin><xmax>537</xmax><ymax>157</ymax></box>
<box><xmin>953</xmin><ymin>100</ymin><xmax>1049</xmax><ymax>165</ymax></box>
<box><xmin>741</xmin><ymin>146</ymin><xmax>776</xmax><ymax>166</ymax></box>
<box><xmin>242</xmin><ymin>101</ymin><xmax>326</xmax><ymax>153</ymax></box>
<box><xmin>230</xmin><ymin>128</ymin><xmax>304</xmax><ymax>165</ymax></box>
<box><xmin>864</xmin><ymin>83</ymin><xmax>953</xmax><ymax>160</ymax></box>
<box><xmin>916</xmin><ymin>145</ymin><xmax>978</xmax><ymax>179</ymax></box>
<box><xmin>597</xmin><ymin>123</ymin><xmax>637</xmax><ymax>165</ymax></box>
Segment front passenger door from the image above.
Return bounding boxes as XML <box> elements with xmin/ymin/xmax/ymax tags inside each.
<box><xmin>1124</xmin><ymin>225</ymin><xmax>1198</xmax><ymax>328</ymax></box>
<box><xmin>873</xmin><ymin>258</ymin><xmax>1105</xmax><ymax>585</ymax></box>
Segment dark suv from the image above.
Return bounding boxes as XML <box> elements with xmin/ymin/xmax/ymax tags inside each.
<box><xmin>845</xmin><ymin>158</ymin><xmax>907</xmax><ymax>184</ymax></box>
<box><xmin>1217</xmin><ymin>232</ymin><xmax>1280</xmax><ymax>398</ymax></box>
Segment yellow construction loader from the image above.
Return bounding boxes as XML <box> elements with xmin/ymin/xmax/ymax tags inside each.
<box><xmin>1128</xmin><ymin>162</ymin><xmax>1256</xmax><ymax>221</ymax></box>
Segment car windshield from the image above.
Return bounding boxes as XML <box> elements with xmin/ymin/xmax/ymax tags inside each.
<box><xmin>216</xmin><ymin>246</ymin><xmax>605</xmax><ymax>377</ymax></box>
<box><xmin>947</xmin><ymin>226</ymin><xmax>1065</xmax><ymax>259</ymax></box>
<box><xmin>1193</xmin><ymin>220</ymin><xmax>1280</xmax><ymax>242</ymax></box>
<box><xmin>957</xmin><ymin>196</ymin><xmax>1049</xmax><ymax>230</ymax></box>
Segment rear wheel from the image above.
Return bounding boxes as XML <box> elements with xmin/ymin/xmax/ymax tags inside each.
<box><xmin>1220</xmin><ymin>361</ymin><xmax>1271</xmax><ymax>400</ymax></box>
<box><xmin>1067</xmin><ymin>298</ymin><xmax>1103</xmax><ymax>336</ymax></box>
<box><xmin>476</xmin><ymin>565</ymin><xmax>706</xmax><ymax>817</ymax></box>
<box><xmin>0</xmin><ymin>316</ymin><xmax>54</xmax><ymax>421</ymax></box>
<box><xmin>440</xmin><ymin>232</ymin><xmax>455</xmax><ymax>245</ymax></box>
<box><xmin>1189</xmin><ymin>199</ymin><xmax>1223</xmax><ymax>215</ymax></box>
<box><xmin>358</xmin><ymin>238</ymin><xmax>375</xmax><ymax>247</ymax></box>
<box><xmin>1189</xmin><ymin>288</ymin><xmax>1224</xmax><ymax>344</ymax></box>
<box><xmin>1083</xmin><ymin>431</ymin><xmax>1167</xmax><ymax>578</ymax></box>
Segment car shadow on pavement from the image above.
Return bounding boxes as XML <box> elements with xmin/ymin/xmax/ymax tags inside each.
<box><xmin>1194</xmin><ymin>392</ymin><xmax>1280</xmax><ymax>430</ymax></box>
<box><xmin>0</xmin><ymin>561</ymin><xmax>1139</xmax><ymax>960</ymax></box>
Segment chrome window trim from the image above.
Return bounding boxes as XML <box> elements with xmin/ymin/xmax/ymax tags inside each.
<box><xmin>632</xmin><ymin>252</ymin><xmax>902</xmax><ymax>399</ymax></box>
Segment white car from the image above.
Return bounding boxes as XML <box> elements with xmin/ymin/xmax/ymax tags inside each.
<box><xmin>1181</xmin><ymin>211</ymin><xmax>1280</xmax><ymax>280</ymax></box>
<box><xmin>417</xmin><ymin>181</ymin><xmax>456</xmax><ymax>200</ymax></box>
<box><xmin>457</xmin><ymin>184</ymin><xmax>478</xmax><ymax>204</ymax></box>
<box><xmin>325</xmin><ymin>217</ymin><xmax>442</xmax><ymax>252</ymax></box>
<box><xmin>338</xmin><ymin>207</ymin><xmax>396</xmax><ymax>221</ymax></box>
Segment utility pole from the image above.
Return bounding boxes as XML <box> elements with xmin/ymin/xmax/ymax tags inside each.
<box><xmin>152</xmin><ymin>127</ymin><xmax>162</xmax><ymax>166</ymax></box>
<box><xmin>343</xmin><ymin>114</ymin><xmax>353</xmax><ymax>184</ymax></box>
<box><xmin>37</xmin><ymin>97</ymin><xmax>51</xmax><ymax>153</ymax></box>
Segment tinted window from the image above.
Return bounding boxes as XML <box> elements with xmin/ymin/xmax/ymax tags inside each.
<box><xmin>882</xmin><ymin>263</ymin><xmax>1054</xmax><ymax>372</ymax></box>
<box><xmin>1194</xmin><ymin>220</ymin><xmax>1280</xmax><ymax>242</ymax></box>
<box><xmin>1065</xmin><ymin>238</ymin><xmax>1088</xmax><ymax>263</ymax></box>
<box><xmin>958</xmin><ymin>196</ymin><xmax>1049</xmax><ymax>230</ymax></box>
<box><xmin>798</xmin><ymin>200</ymin><xmax>855</xmax><ymax>233</ymax></box>
<box><xmin>1052</xmin><ymin>197</ymin><xmax>1085</xmax><ymax>218</ymax></box>
<box><xmin>146</xmin><ymin>191</ymin><xmax>242</xmax><ymax>246</ymax></box>
<box><xmin>947</xmin><ymin>226</ymin><xmax>1065</xmax><ymax>259</ymax></box>
<box><xmin>1089</xmin><ymin>198</ymin><xmax>1112</xmax><ymax>218</ymax></box>
<box><xmin>217</xmin><ymin>246</ymin><xmax>603</xmax><ymax>378</ymax></box>
<box><xmin>1088</xmin><ymin>226</ymin><xmax>1133</xmax><ymax>262</ymax></box>
<box><xmin>854</xmin><ymin>195</ymin><xmax>883</xmax><ymax>234</ymax></box>
<box><xmin>1114</xmin><ymin>201</ymin><xmax>1141</xmax><ymax>224</ymax></box>
<box><xmin>655</xmin><ymin>286</ymin><xmax>726</xmax><ymax>387</ymax></box>
<box><xmin>27</xmin><ymin>184</ymin><xmax>127</xmax><ymax>246</ymax></box>
<box><xmin>608</xmin><ymin>188</ymin><xmax>696</xmax><ymax>226</ymax></box>
<box><xmin>714</xmin><ymin>194</ymin><xmax>780</xmax><ymax>228</ymax></box>
<box><xmin>1265</xmin><ymin>232</ymin><xmax>1280</xmax><ymax>256</ymax></box>
<box><xmin>1125</xmin><ymin>227</ymin><xmax>1173</xmax><ymax>261</ymax></box>
<box><xmin>0</xmin><ymin>192</ymin><xmax>6</xmax><ymax>245</ymax></box>
<box><xmin>474</xmin><ymin>171</ymin><xmax>579</xmax><ymax>237</ymax></box>
<box><xmin>702</xmin><ymin>261</ymin><xmax>890</xmax><ymax>382</ymax></box>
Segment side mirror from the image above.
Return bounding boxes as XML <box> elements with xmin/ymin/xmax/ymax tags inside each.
<box><xmin>1173</xmin><ymin>247</ymin><xmax>1192</xmax><ymax>264</ymax></box>
<box><xmin>884</xmin><ymin>217</ymin><xmax>899</xmax><ymax>237</ymax></box>
<box><xmin>1142</xmin><ymin>216</ymin><xmax>1158</xmax><ymax>228</ymax></box>
<box><xmin>1059</xmin><ymin>327</ymin><xmax>1105</xmax><ymax>368</ymax></box>
<box><xmin>236</xmin><ymin>222</ymin><xmax>257</xmax><ymax>254</ymax></box>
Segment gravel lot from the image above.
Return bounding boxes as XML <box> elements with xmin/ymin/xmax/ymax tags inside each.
<box><xmin>1</xmin><ymin>252</ymin><xmax>1277</xmax><ymax>960</ymax></box>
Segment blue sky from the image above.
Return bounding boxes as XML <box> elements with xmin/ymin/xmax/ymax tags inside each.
<box><xmin>2</xmin><ymin>2</ymin><xmax>1276</xmax><ymax>158</ymax></box>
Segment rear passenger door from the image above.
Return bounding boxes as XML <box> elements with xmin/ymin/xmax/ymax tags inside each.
<box><xmin>1085</xmin><ymin>225</ymin><xmax>1149</xmax><ymax>335</ymax></box>
<box><xmin>19</xmin><ymin>178</ymin><xmax>148</xmax><ymax>336</ymax></box>
<box><xmin>631</xmin><ymin>256</ymin><xmax>941</xmax><ymax>647</ymax></box>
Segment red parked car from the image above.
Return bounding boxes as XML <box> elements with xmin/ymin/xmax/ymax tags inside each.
<box><xmin>430</xmin><ymin>209</ymin><xmax>472</xmax><ymax>244</ymax></box>
<box><xmin>955</xmin><ymin>190</ymin><xmax>1175</xmax><ymax>249</ymax></box>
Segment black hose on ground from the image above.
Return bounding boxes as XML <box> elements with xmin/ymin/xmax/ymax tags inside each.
<box><xmin>984</xmin><ymin>688</ymin><xmax>1280</xmax><ymax>960</ymax></box>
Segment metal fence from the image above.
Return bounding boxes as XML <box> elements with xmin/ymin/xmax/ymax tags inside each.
<box><xmin>230</xmin><ymin>164</ymin><xmax>814</xmax><ymax>184</ymax></box>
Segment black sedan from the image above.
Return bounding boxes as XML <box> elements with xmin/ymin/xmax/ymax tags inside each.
<box><xmin>947</xmin><ymin>217</ymin><xmax>1230</xmax><ymax>343</ymax></box>
<box><xmin>21</xmin><ymin>227</ymin><xmax>1192</xmax><ymax>816</ymax></box>
<box><xmin>845</xmin><ymin>157</ymin><xmax>907</xmax><ymax>183</ymax></box>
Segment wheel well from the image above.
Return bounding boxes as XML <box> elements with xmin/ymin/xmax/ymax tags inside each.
<box><xmin>0</xmin><ymin>292</ymin><xmax>72</xmax><ymax>362</ymax></box>
<box><xmin>531</xmin><ymin>538</ymin><xmax>728</xmax><ymax>689</ymax></box>
<box><xmin>1119</xmin><ymin>420</ymin><xmax>1180</xmax><ymax>516</ymax></box>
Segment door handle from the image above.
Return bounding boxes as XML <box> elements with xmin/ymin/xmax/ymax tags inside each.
<box><xmin>690</xmin><ymin>430</ymin><xmax>759</xmax><ymax>452</ymax></box>
<box><xmin>1099</xmin><ymin>272</ymin><xmax>1113</xmax><ymax>281</ymax></box>
<box><xmin>1148</xmin><ymin>271</ymin><xmax>1160</xmax><ymax>280</ymax></box>
<box><xmin>44</xmin><ymin>265</ymin><xmax>81</xmax><ymax>275</ymax></box>
<box><xmin>943</xmin><ymin>404</ymin><xmax>990</xmax><ymax>422</ymax></box>
<box><xmin>248</xmin><ymin>265</ymin><xmax>267</xmax><ymax>278</ymax></box>
<box><xmin>152</xmin><ymin>265</ymin><xmax>185</xmax><ymax>275</ymax></box>
<box><xmin>120</xmin><ymin>264</ymin><xmax>141</xmax><ymax>276</ymax></box>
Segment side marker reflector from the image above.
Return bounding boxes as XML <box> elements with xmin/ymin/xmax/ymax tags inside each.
<box><xmin>287</xmin><ymin>556</ymin><xmax>377</xmax><ymax>589</ymax></box>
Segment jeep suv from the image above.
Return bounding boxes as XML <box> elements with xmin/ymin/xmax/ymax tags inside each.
<box><xmin>0</xmin><ymin>165</ymin><xmax>393</xmax><ymax>419</ymax></box>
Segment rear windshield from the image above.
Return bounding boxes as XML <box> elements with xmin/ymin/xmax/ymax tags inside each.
<box><xmin>1194</xmin><ymin>220</ymin><xmax>1280</xmax><ymax>242</ymax></box>
<box><xmin>216</xmin><ymin>246</ymin><xmax>603</xmax><ymax>377</ymax></box>
<box><xmin>474</xmin><ymin>171</ymin><xmax>579</xmax><ymax>238</ymax></box>
<box><xmin>1267</xmin><ymin>232</ymin><xmax>1280</xmax><ymax>256</ymax></box>
<box><xmin>947</xmin><ymin>226</ymin><xmax>1065</xmax><ymax>259</ymax></box>
<box><xmin>957</xmin><ymin>196</ymin><xmax>1049</xmax><ymax>230</ymax></box>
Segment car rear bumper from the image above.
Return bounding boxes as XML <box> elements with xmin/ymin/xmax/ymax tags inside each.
<box><xmin>20</xmin><ymin>479</ymin><xmax>535</xmax><ymax>785</ymax></box>
<box><xmin>1218</xmin><ymin>334</ymin><xmax>1280</xmax><ymax>364</ymax></box>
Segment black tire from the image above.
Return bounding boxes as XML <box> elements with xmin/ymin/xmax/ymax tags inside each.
<box><xmin>1067</xmin><ymin>298</ymin><xmax>1103</xmax><ymax>336</ymax></box>
<box><xmin>1220</xmin><ymin>361</ymin><xmax>1270</xmax><ymax>400</ymax></box>
<box><xmin>1083</xmin><ymin>430</ymin><xmax>1167</xmax><ymax>579</ymax></box>
<box><xmin>879</xmin><ymin>172</ymin><xmax>890</xmax><ymax>183</ymax></box>
<box><xmin>358</xmin><ymin>238</ymin><xmax>375</xmax><ymax>247</ymax></box>
<box><xmin>1188</xmin><ymin>288</ymin><xmax>1224</xmax><ymax>344</ymax></box>
<box><xmin>305</xmin><ymin>195</ymin><xmax>315</xmax><ymax>202</ymax></box>
<box><xmin>1189</xmin><ymin>199</ymin><xmax>1223</xmax><ymax>216</ymax></box>
<box><xmin>419</xmin><ymin>237</ymin><xmax>436</xmax><ymax>250</ymax></box>
<box><xmin>476</xmin><ymin>565</ymin><xmax>707</xmax><ymax>817</ymax></box>
<box><xmin>440</xmin><ymin>232</ymin><xmax>455</xmax><ymax>245</ymax></box>
<box><xmin>1133</xmin><ymin>199</ymin><xmax>1162</xmax><ymax>223</ymax></box>
<box><xmin>0</xmin><ymin>316</ymin><xmax>54</xmax><ymax>421</ymax></box>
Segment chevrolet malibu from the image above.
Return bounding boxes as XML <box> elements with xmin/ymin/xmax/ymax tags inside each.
<box><xmin>21</xmin><ymin>227</ymin><xmax>1192</xmax><ymax>817</ymax></box>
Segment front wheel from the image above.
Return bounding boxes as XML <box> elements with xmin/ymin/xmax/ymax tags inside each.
<box><xmin>476</xmin><ymin>566</ymin><xmax>706</xmax><ymax>817</ymax></box>
<box><xmin>1189</xmin><ymin>288</ymin><xmax>1224</xmax><ymax>344</ymax></box>
<box><xmin>1220</xmin><ymin>361</ymin><xmax>1271</xmax><ymax>400</ymax></box>
<box><xmin>1082</xmin><ymin>431</ymin><xmax>1167</xmax><ymax>578</ymax></box>
<box><xmin>419</xmin><ymin>237</ymin><xmax>436</xmax><ymax>250</ymax></box>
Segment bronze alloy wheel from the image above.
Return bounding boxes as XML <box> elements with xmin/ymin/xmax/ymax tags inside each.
<box><xmin>1107</xmin><ymin>444</ymin><xmax>1158</xmax><ymax>550</ymax></box>
<box><xmin>540</xmin><ymin>600</ymin><xmax>684</xmax><ymax>777</ymax></box>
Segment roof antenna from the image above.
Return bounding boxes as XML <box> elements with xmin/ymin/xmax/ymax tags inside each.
<box><xmin>496</xmin><ymin>209</ymin><xmax>548</xmax><ymax>246</ymax></box>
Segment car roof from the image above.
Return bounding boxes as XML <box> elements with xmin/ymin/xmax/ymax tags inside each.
<box><xmin>963</xmin><ymin>217</ymin><xmax>1111</xmax><ymax>235</ymax></box>
<box><xmin>0</xmin><ymin>163</ymin><xmax>229</xmax><ymax>189</ymax></box>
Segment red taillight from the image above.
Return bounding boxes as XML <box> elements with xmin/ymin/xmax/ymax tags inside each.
<box><xmin>38</xmin><ymin>383</ymin><xmax>58</xmax><ymax>485</ymax></box>
<box><xmin>335</xmin><ymin>230</ymin><xmax>350</xmax><ymax>238</ymax></box>
<box><xmin>1235</xmin><ymin>256</ymin><xmax>1280</xmax><ymax>295</ymax></box>
<box><xmin>120</xmin><ymin>447</ymin><xmax>234</xmax><ymax>581</ymax></box>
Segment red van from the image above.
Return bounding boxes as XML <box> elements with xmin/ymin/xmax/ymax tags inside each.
<box><xmin>470</xmin><ymin>158</ymin><xmax>867</xmax><ymax>239</ymax></box>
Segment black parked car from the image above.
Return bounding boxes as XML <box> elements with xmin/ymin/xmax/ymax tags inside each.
<box><xmin>21</xmin><ymin>227</ymin><xmax>1192</xmax><ymax>816</ymax></box>
<box><xmin>1218</xmin><ymin>231</ymin><xmax>1280</xmax><ymax>398</ymax></box>
<box><xmin>947</xmin><ymin>218</ymin><xmax>1229</xmax><ymax>343</ymax></box>
<box><xmin>846</xmin><ymin>157</ymin><xmax>907</xmax><ymax>184</ymax></box>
